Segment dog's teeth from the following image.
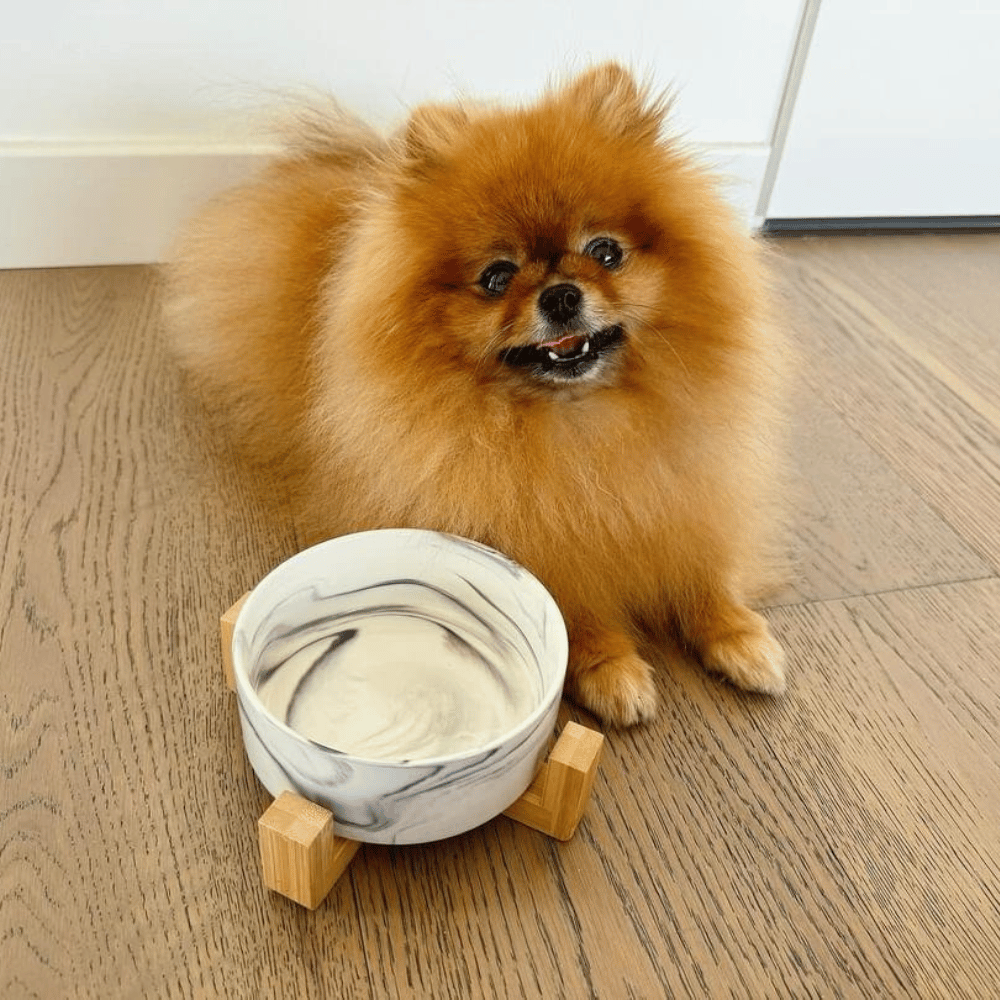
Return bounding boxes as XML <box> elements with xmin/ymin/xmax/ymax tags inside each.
<box><xmin>582</xmin><ymin>340</ymin><xmax>590</xmax><ymax>354</ymax></box>
<box><xmin>548</xmin><ymin>351</ymin><xmax>559</xmax><ymax>361</ymax></box>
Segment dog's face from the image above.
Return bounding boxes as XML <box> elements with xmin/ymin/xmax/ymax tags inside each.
<box><xmin>478</xmin><ymin>232</ymin><xmax>628</xmax><ymax>385</ymax></box>
<box><xmin>351</xmin><ymin>63</ymin><xmax>757</xmax><ymax>401</ymax></box>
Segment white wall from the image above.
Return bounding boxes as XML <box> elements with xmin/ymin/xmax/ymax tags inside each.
<box><xmin>768</xmin><ymin>0</ymin><xmax>1000</xmax><ymax>219</ymax></box>
<box><xmin>0</xmin><ymin>0</ymin><xmax>805</xmax><ymax>268</ymax></box>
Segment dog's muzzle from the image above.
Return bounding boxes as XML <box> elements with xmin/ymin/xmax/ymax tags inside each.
<box><xmin>498</xmin><ymin>325</ymin><xmax>625</xmax><ymax>379</ymax></box>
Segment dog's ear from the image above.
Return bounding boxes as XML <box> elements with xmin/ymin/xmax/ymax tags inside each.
<box><xmin>559</xmin><ymin>62</ymin><xmax>669</xmax><ymax>142</ymax></box>
<box><xmin>400</xmin><ymin>102</ymin><xmax>470</xmax><ymax>170</ymax></box>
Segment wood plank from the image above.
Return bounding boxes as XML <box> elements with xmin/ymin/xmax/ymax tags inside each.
<box><xmin>346</xmin><ymin>579</ymin><xmax>1000</xmax><ymax>998</ymax></box>
<box><xmin>771</xmin><ymin>236</ymin><xmax>1000</xmax><ymax>569</ymax></box>
<box><xmin>776</xmin><ymin>387</ymin><xmax>991</xmax><ymax>605</ymax></box>
<box><xmin>351</xmin><ymin>822</ymin><xmax>613</xmax><ymax>998</ymax></box>
<box><xmin>776</xmin><ymin>234</ymin><xmax>1000</xmax><ymax>421</ymax></box>
<box><xmin>0</xmin><ymin>267</ymin><xmax>370</xmax><ymax>998</ymax></box>
<box><xmin>3</xmin><ymin>236</ymin><xmax>1000</xmax><ymax>1000</ymax></box>
<box><xmin>578</xmin><ymin>581</ymin><xmax>1000</xmax><ymax>998</ymax></box>
<box><xmin>761</xmin><ymin>582</ymin><xmax>1000</xmax><ymax>995</ymax></box>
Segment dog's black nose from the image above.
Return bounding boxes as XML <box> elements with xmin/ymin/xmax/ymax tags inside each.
<box><xmin>539</xmin><ymin>283</ymin><xmax>582</xmax><ymax>325</ymax></box>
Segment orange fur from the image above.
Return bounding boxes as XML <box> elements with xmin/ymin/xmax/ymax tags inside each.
<box><xmin>164</xmin><ymin>64</ymin><xmax>789</xmax><ymax>726</ymax></box>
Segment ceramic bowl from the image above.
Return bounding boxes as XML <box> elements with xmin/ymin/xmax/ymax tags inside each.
<box><xmin>231</xmin><ymin>529</ymin><xmax>568</xmax><ymax>844</ymax></box>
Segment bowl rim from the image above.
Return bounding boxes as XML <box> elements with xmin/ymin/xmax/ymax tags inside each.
<box><xmin>231</xmin><ymin>528</ymin><xmax>569</xmax><ymax>768</ymax></box>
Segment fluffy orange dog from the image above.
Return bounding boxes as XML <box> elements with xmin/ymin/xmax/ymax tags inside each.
<box><xmin>166</xmin><ymin>63</ymin><xmax>788</xmax><ymax>726</ymax></box>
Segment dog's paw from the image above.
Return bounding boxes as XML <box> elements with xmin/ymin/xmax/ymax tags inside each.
<box><xmin>566</xmin><ymin>650</ymin><xmax>658</xmax><ymax>727</ymax></box>
<box><xmin>699</xmin><ymin>608</ymin><xmax>786</xmax><ymax>695</ymax></box>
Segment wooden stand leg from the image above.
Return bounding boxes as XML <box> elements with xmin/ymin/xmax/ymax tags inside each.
<box><xmin>258</xmin><ymin>791</ymin><xmax>361</xmax><ymax>909</ymax></box>
<box><xmin>502</xmin><ymin>721</ymin><xmax>605</xmax><ymax>840</ymax></box>
<box><xmin>220</xmin><ymin>593</ymin><xmax>250</xmax><ymax>691</ymax></box>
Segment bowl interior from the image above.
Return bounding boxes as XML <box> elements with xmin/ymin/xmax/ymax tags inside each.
<box><xmin>232</xmin><ymin>530</ymin><xmax>568</xmax><ymax>765</ymax></box>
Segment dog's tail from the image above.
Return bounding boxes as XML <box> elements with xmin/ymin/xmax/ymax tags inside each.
<box><xmin>266</xmin><ymin>94</ymin><xmax>388</xmax><ymax>167</ymax></box>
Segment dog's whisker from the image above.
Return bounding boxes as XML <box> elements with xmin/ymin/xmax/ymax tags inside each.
<box><xmin>628</xmin><ymin>313</ymin><xmax>694</xmax><ymax>389</ymax></box>
<box><xmin>475</xmin><ymin>324</ymin><xmax>516</xmax><ymax>373</ymax></box>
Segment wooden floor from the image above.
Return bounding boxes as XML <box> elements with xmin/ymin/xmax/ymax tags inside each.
<box><xmin>3</xmin><ymin>233</ymin><xmax>999</xmax><ymax>999</ymax></box>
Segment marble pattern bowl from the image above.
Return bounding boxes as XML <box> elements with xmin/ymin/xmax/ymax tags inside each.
<box><xmin>231</xmin><ymin>529</ymin><xmax>568</xmax><ymax>844</ymax></box>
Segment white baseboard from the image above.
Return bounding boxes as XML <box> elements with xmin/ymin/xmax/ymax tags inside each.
<box><xmin>0</xmin><ymin>140</ymin><xmax>769</xmax><ymax>270</ymax></box>
<box><xmin>0</xmin><ymin>142</ymin><xmax>276</xmax><ymax>270</ymax></box>
<box><xmin>768</xmin><ymin>136</ymin><xmax>1000</xmax><ymax>220</ymax></box>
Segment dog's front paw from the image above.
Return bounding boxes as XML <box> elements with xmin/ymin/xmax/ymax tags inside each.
<box><xmin>566</xmin><ymin>648</ymin><xmax>658</xmax><ymax>727</ymax></box>
<box><xmin>698</xmin><ymin>607</ymin><xmax>786</xmax><ymax>695</ymax></box>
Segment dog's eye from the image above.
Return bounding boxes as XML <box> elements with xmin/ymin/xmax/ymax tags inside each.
<box><xmin>584</xmin><ymin>238</ymin><xmax>624</xmax><ymax>270</ymax></box>
<box><xmin>479</xmin><ymin>261</ymin><xmax>518</xmax><ymax>297</ymax></box>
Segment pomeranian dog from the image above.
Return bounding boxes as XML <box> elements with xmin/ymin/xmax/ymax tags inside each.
<box><xmin>165</xmin><ymin>63</ymin><xmax>788</xmax><ymax>726</ymax></box>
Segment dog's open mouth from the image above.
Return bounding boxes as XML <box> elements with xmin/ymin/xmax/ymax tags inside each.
<box><xmin>498</xmin><ymin>325</ymin><xmax>625</xmax><ymax>379</ymax></box>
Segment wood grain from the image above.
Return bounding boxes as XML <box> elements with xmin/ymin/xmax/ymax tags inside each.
<box><xmin>771</xmin><ymin>233</ymin><xmax>1000</xmax><ymax>570</ymax></box>
<box><xmin>3</xmin><ymin>235</ymin><xmax>1000</xmax><ymax>998</ymax></box>
<box><xmin>775</xmin><ymin>388</ymin><xmax>991</xmax><ymax>605</ymax></box>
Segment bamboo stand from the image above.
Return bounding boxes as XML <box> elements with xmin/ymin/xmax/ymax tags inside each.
<box><xmin>221</xmin><ymin>595</ymin><xmax>604</xmax><ymax>909</ymax></box>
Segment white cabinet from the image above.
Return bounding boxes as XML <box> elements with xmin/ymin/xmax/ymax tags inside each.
<box><xmin>0</xmin><ymin>1</ymin><xmax>804</xmax><ymax>268</ymax></box>
<box><xmin>766</xmin><ymin>0</ymin><xmax>1000</xmax><ymax>222</ymax></box>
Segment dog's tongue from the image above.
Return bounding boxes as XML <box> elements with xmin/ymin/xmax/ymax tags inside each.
<box><xmin>539</xmin><ymin>333</ymin><xmax>587</xmax><ymax>357</ymax></box>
